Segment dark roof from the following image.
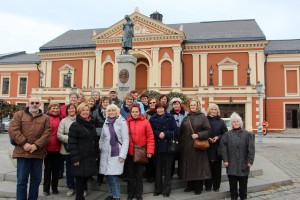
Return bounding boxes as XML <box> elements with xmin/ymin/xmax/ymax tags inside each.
<box><xmin>265</xmin><ymin>39</ymin><xmax>300</xmax><ymax>54</ymax></box>
<box><xmin>40</xmin><ymin>28</ymin><xmax>105</xmax><ymax>51</ymax></box>
<box><xmin>38</xmin><ymin>19</ymin><xmax>265</xmax><ymax>51</ymax></box>
<box><xmin>169</xmin><ymin>19</ymin><xmax>266</xmax><ymax>43</ymax></box>
<box><xmin>0</xmin><ymin>52</ymin><xmax>40</xmax><ymax>64</ymax></box>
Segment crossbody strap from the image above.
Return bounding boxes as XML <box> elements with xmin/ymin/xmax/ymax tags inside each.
<box><xmin>188</xmin><ymin>117</ymin><xmax>195</xmax><ymax>135</ymax></box>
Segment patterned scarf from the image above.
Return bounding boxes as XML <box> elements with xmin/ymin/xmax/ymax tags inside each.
<box><xmin>107</xmin><ymin>117</ymin><xmax>119</xmax><ymax>157</ymax></box>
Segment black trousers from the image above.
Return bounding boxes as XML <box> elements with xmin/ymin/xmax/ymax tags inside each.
<box><xmin>205</xmin><ymin>159</ymin><xmax>222</xmax><ymax>190</ymax></box>
<box><xmin>126</xmin><ymin>155</ymin><xmax>145</xmax><ymax>198</ymax></box>
<box><xmin>145</xmin><ymin>156</ymin><xmax>155</xmax><ymax>179</ymax></box>
<box><xmin>43</xmin><ymin>152</ymin><xmax>60</xmax><ymax>192</ymax></box>
<box><xmin>171</xmin><ymin>152</ymin><xmax>180</xmax><ymax>177</ymax></box>
<box><xmin>75</xmin><ymin>176</ymin><xmax>89</xmax><ymax>200</ymax></box>
<box><xmin>228</xmin><ymin>175</ymin><xmax>248</xmax><ymax>200</ymax></box>
<box><xmin>186</xmin><ymin>180</ymin><xmax>204</xmax><ymax>193</ymax></box>
<box><xmin>155</xmin><ymin>153</ymin><xmax>174</xmax><ymax>195</ymax></box>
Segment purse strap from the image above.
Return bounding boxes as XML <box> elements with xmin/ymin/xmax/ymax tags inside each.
<box><xmin>188</xmin><ymin>117</ymin><xmax>195</xmax><ymax>135</ymax></box>
<box><xmin>128</xmin><ymin>121</ymin><xmax>136</xmax><ymax>146</ymax></box>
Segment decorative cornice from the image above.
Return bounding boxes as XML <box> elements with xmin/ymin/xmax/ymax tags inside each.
<box><xmin>38</xmin><ymin>50</ymin><xmax>95</xmax><ymax>59</ymax></box>
<box><xmin>172</xmin><ymin>46</ymin><xmax>182</xmax><ymax>53</ymax></box>
<box><xmin>185</xmin><ymin>41</ymin><xmax>268</xmax><ymax>51</ymax></box>
<box><xmin>96</xmin><ymin>35</ymin><xmax>183</xmax><ymax>44</ymax></box>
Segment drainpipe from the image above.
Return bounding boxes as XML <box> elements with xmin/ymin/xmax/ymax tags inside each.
<box><xmin>264</xmin><ymin>53</ymin><xmax>268</xmax><ymax>121</ymax></box>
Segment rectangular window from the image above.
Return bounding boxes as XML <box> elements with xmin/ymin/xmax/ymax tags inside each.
<box><xmin>19</xmin><ymin>78</ymin><xmax>27</xmax><ymax>94</ymax></box>
<box><xmin>63</xmin><ymin>75</ymin><xmax>71</xmax><ymax>87</ymax></box>
<box><xmin>2</xmin><ymin>78</ymin><xmax>9</xmax><ymax>94</ymax></box>
<box><xmin>286</xmin><ymin>70</ymin><xmax>297</xmax><ymax>94</ymax></box>
<box><xmin>222</xmin><ymin>70</ymin><xmax>234</xmax><ymax>86</ymax></box>
<box><xmin>17</xmin><ymin>103</ymin><xmax>27</xmax><ymax>110</ymax></box>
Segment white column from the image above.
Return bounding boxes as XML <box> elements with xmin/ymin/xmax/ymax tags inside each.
<box><xmin>88</xmin><ymin>59</ymin><xmax>95</xmax><ymax>88</ymax></box>
<box><xmin>248</xmin><ymin>51</ymin><xmax>257</xmax><ymax>85</ymax></box>
<box><xmin>245</xmin><ymin>97</ymin><xmax>253</xmax><ymax>131</ymax></box>
<box><xmin>114</xmin><ymin>49</ymin><xmax>122</xmax><ymax>87</ymax></box>
<box><xmin>200</xmin><ymin>53</ymin><xmax>208</xmax><ymax>86</ymax></box>
<box><xmin>192</xmin><ymin>54</ymin><xmax>200</xmax><ymax>87</ymax></box>
<box><xmin>41</xmin><ymin>61</ymin><xmax>47</xmax><ymax>88</ymax></box>
<box><xmin>257</xmin><ymin>51</ymin><xmax>265</xmax><ymax>86</ymax></box>
<box><xmin>82</xmin><ymin>59</ymin><xmax>89</xmax><ymax>89</ymax></box>
<box><xmin>95</xmin><ymin>50</ymin><xmax>102</xmax><ymax>88</ymax></box>
<box><xmin>172</xmin><ymin>46</ymin><xmax>182</xmax><ymax>88</ymax></box>
<box><xmin>152</xmin><ymin>47</ymin><xmax>160</xmax><ymax>87</ymax></box>
<box><xmin>45</xmin><ymin>61</ymin><xmax>52</xmax><ymax>87</ymax></box>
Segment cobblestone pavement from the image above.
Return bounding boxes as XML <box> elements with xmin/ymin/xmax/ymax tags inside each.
<box><xmin>247</xmin><ymin>135</ymin><xmax>300</xmax><ymax>200</ymax></box>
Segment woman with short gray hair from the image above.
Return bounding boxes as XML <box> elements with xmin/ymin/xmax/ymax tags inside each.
<box><xmin>219</xmin><ymin>112</ymin><xmax>255</xmax><ymax>200</ymax></box>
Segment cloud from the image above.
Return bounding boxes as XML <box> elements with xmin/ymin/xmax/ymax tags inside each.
<box><xmin>0</xmin><ymin>12</ymin><xmax>67</xmax><ymax>53</ymax></box>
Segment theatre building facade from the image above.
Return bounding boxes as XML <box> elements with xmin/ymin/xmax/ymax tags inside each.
<box><xmin>1</xmin><ymin>10</ymin><xmax>300</xmax><ymax>132</ymax></box>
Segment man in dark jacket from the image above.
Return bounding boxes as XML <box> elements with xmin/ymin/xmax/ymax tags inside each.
<box><xmin>109</xmin><ymin>88</ymin><xmax>123</xmax><ymax>108</ymax></box>
<box><xmin>9</xmin><ymin>97</ymin><xmax>51</xmax><ymax>200</ymax></box>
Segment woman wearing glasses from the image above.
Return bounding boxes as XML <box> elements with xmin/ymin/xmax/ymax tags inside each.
<box><xmin>120</xmin><ymin>93</ymin><xmax>134</xmax><ymax>119</ymax></box>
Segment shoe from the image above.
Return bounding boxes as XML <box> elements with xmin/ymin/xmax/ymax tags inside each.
<box><xmin>136</xmin><ymin>197</ymin><xmax>143</xmax><ymax>200</ymax></box>
<box><xmin>194</xmin><ymin>191</ymin><xmax>202</xmax><ymax>195</ymax></box>
<box><xmin>52</xmin><ymin>190</ymin><xmax>59</xmax><ymax>194</ymax></box>
<box><xmin>153</xmin><ymin>192</ymin><xmax>160</xmax><ymax>196</ymax></box>
<box><xmin>127</xmin><ymin>196</ymin><xmax>134</xmax><ymax>200</ymax></box>
<box><xmin>163</xmin><ymin>194</ymin><xmax>170</xmax><ymax>197</ymax></box>
<box><xmin>205</xmin><ymin>188</ymin><xmax>211</xmax><ymax>191</ymax></box>
<box><xmin>104</xmin><ymin>196</ymin><xmax>113</xmax><ymax>200</ymax></box>
<box><xmin>213</xmin><ymin>188</ymin><xmax>219</xmax><ymax>192</ymax></box>
<box><xmin>184</xmin><ymin>188</ymin><xmax>193</xmax><ymax>192</ymax></box>
<box><xmin>83</xmin><ymin>190</ymin><xmax>88</xmax><ymax>197</ymax></box>
<box><xmin>43</xmin><ymin>191</ymin><xmax>50</xmax><ymax>196</ymax></box>
<box><xmin>66</xmin><ymin>189</ymin><xmax>75</xmax><ymax>197</ymax></box>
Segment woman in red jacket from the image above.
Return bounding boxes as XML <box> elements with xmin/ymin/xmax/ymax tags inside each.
<box><xmin>126</xmin><ymin>103</ymin><xmax>155</xmax><ymax>200</ymax></box>
<box><xmin>43</xmin><ymin>102</ymin><xmax>61</xmax><ymax>196</ymax></box>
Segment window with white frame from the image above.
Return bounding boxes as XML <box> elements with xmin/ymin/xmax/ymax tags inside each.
<box><xmin>2</xmin><ymin>77</ymin><xmax>10</xmax><ymax>95</ymax></box>
<box><xmin>19</xmin><ymin>77</ymin><xmax>27</xmax><ymax>94</ymax></box>
<box><xmin>217</xmin><ymin>57</ymin><xmax>239</xmax><ymax>86</ymax></box>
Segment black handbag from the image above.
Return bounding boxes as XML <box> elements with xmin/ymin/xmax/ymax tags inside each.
<box><xmin>168</xmin><ymin>131</ymin><xmax>180</xmax><ymax>153</ymax></box>
<box><xmin>63</xmin><ymin>142</ymin><xmax>70</xmax><ymax>152</ymax></box>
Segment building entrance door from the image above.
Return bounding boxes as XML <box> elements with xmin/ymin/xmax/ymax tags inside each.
<box><xmin>218</xmin><ymin>104</ymin><xmax>245</xmax><ymax>126</ymax></box>
<box><xmin>285</xmin><ymin>104</ymin><xmax>300</xmax><ymax>128</ymax></box>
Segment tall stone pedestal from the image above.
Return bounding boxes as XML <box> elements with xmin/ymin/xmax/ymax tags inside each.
<box><xmin>116</xmin><ymin>54</ymin><xmax>137</xmax><ymax>100</ymax></box>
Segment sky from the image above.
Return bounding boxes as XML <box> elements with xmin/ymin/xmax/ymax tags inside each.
<box><xmin>1</xmin><ymin>0</ymin><xmax>299</xmax><ymax>54</ymax></box>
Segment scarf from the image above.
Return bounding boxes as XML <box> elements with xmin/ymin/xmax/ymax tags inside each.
<box><xmin>107</xmin><ymin>117</ymin><xmax>119</xmax><ymax>157</ymax></box>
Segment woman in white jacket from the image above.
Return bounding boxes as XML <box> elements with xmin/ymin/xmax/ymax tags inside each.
<box><xmin>57</xmin><ymin>103</ymin><xmax>77</xmax><ymax>197</ymax></box>
<box><xmin>99</xmin><ymin>104</ymin><xmax>129</xmax><ymax>200</ymax></box>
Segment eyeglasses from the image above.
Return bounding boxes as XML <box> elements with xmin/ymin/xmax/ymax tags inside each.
<box><xmin>30</xmin><ymin>102</ymin><xmax>40</xmax><ymax>105</ymax></box>
<box><xmin>149</xmin><ymin>102</ymin><xmax>156</xmax><ymax>104</ymax></box>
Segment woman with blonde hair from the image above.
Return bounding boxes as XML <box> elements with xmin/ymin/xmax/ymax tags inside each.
<box><xmin>178</xmin><ymin>98</ymin><xmax>211</xmax><ymax>195</ymax></box>
<box><xmin>204</xmin><ymin>103</ymin><xmax>228</xmax><ymax>192</ymax></box>
<box><xmin>219</xmin><ymin>112</ymin><xmax>255</xmax><ymax>200</ymax></box>
<box><xmin>99</xmin><ymin>104</ymin><xmax>129</xmax><ymax>200</ymax></box>
<box><xmin>68</xmin><ymin>103</ymin><xmax>99</xmax><ymax>200</ymax></box>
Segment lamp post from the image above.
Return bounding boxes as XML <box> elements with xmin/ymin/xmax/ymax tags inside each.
<box><xmin>256</xmin><ymin>81</ymin><xmax>263</xmax><ymax>144</ymax></box>
<box><xmin>39</xmin><ymin>71</ymin><xmax>44</xmax><ymax>88</ymax></box>
<box><xmin>67</xmin><ymin>70</ymin><xmax>72</xmax><ymax>88</ymax></box>
<box><xmin>246</xmin><ymin>65</ymin><xmax>251</xmax><ymax>85</ymax></box>
<box><xmin>209</xmin><ymin>65</ymin><xmax>214</xmax><ymax>86</ymax></box>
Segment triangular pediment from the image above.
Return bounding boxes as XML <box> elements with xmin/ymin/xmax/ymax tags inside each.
<box><xmin>218</xmin><ymin>57</ymin><xmax>239</xmax><ymax>66</ymax></box>
<box><xmin>58</xmin><ymin>64</ymin><xmax>75</xmax><ymax>71</ymax></box>
<box><xmin>92</xmin><ymin>12</ymin><xmax>184</xmax><ymax>41</ymax></box>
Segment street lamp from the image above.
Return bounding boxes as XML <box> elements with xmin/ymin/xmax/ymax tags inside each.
<box><xmin>67</xmin><ymin>70</ymin><xmax>72</xmax><ymax>87</ymax></box>
<box><xmin>209</xmin><ymin>65</ymin><xmax>214</xmax><ymax>86</ymax></box>
<box><xmin>39</xmin><ymin>71</ymin><xmax>44</xmax><ymax>88</ymax></box>
<box><xmin>256</xmin><ymin>81</ymin><xmax>263</xmax><ymax>144</ymax></box>
<box><xmin>246</xmin><ymin>65</ymin><xmax>251</xmax><ymax>85</ymax></box>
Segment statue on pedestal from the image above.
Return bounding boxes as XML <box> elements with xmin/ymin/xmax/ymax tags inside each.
<box><xmin>122</xmin><ymin>15</ymin><xmax>134</xmax><ymax>54</ymax></box>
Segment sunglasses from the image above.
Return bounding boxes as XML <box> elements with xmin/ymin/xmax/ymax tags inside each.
<box><xmin>149</xmin><ymin>102</ymin><xmax>156</xmax><ymax>104</ymax></box>
<box><xmin>30</xmin><ymin>102</ymin><xmax>40</xmax><ymax>105</ymax></box>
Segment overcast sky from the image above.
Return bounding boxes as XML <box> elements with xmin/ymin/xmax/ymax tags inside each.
<box><xmin>1</xmin><ymin>0</ymin><xmax>299</xmax><ymax>54</ymax></box>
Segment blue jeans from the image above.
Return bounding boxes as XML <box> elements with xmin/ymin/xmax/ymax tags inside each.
<box><xmin>106</xmin><ymin>175</ymin><xmax>120</xmax><ymax>198</ymax></box>
<box><xmin>65</xmin><ymin>155</ymin><xmax>75</xmax><ymax>189</ymax></box>
<box><xmin>17</xmin><ymin>158</ymin><xmax>43</xmax><ymax>200</ymax></box>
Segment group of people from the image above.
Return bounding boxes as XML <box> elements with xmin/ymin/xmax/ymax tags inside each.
<box><xmin>9</xmin><ymin>88</ymin><xmax>255</xmax><ymax>200</ymax></box>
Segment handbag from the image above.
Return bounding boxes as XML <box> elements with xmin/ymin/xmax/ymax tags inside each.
<box><xmin>188</xmin><ymin>118</ymin><xmax>210</xmax><ymax>150</ymax></box>
<box><xmin>63</xmin><ymin>142</ymin><xmax>70</xmax><ymax>152</ymax></box>
<box><xmin>129</xmin><ymin>126</ymin><xmax>148</xmax><ymax>164</ymax></box>
<box><xmin>168</xmin><ymin>131</ymin><xmax>180</xmax><ymax>153</ymax></box>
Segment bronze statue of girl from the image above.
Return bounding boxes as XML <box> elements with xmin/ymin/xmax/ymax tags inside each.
<box><xmin>122</xmin><ymin>15</ymin><xmax>134</xmax><ymax>54</ymax></box>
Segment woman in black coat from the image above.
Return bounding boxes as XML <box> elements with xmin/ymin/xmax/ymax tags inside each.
<box><xmin>204</xmin><ymin>103</ymin><xmax>228</xmax><ymax>192</ymax></box>
<box><xmin>68</xmin><ymin>103</ymin><xmax>99</xmax><ymax>200</ymax></box>
<box><xmin>149</xmin><ymin>102</ymin><xmax>178</xmax><ymax>197</ymax></box>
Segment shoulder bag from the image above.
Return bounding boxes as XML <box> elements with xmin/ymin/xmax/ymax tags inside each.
<box><xmin>168</xmin><ymin>131</ymin><xmax>180</xmax><ymax>153</ymax></box>
<box><xmin>129</xmin><ymin>124</ymin><xmax>148</xmax><ymax>164</ymax></box>
<box><xmin>188</xmin><ymin>117</ymin><xmax>210</xmax><ymax>150</ymax></box>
